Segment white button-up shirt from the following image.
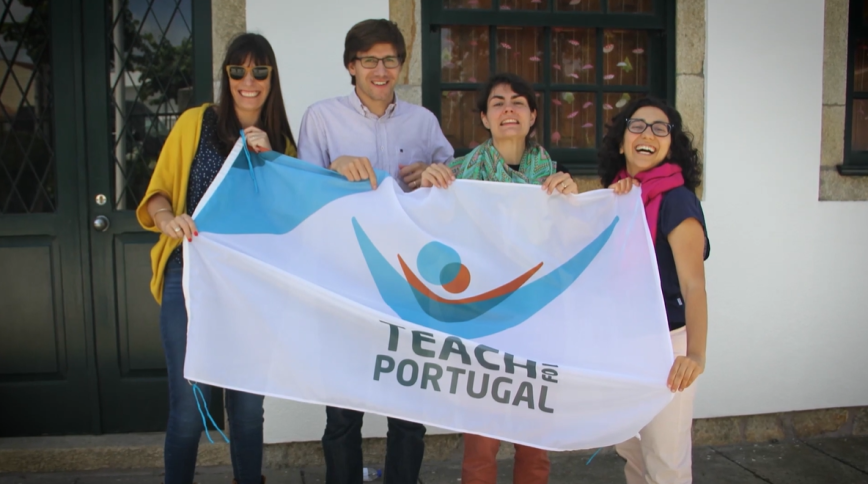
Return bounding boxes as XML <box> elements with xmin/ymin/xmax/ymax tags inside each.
<box><xmin>297</xmin><ymin>90</ymin><xmax>454</xmax><ymax>191</ymax></box>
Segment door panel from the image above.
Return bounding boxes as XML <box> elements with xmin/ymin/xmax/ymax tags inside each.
<box><xmin>0</xmin><ymin>237</ymin><xmax>63</xmax><ymax>375</ymax></box>
<box><xmin>82</xmin><ymin>0</ymin><xmax>218</xmax><ymax>433</ymax></box>
<box><xmin>0</xmin><ymin>0</ymin><xmax>95</xmax><ymax>436</ymax></box>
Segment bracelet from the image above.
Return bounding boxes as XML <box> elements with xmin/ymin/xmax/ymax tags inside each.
<box><xmin>153</xmin><ymin>207</ymin><xmax>173</xmax><ymax>218</ymax></box>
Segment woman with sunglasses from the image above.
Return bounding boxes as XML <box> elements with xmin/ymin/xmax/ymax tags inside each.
<box><xmin>602</xmin><ymin>97</ymin><xmax>709</xmax><ymax>484</ymax></box>
<box><xmin>135</xmin><ymin>33</ymin><xmax>296</xmax><ymax>484</ymax></box>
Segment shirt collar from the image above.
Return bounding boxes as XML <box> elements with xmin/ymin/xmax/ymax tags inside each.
<box><xmin>348</xmin><ymin>89</ymin><xmax>399</xmax><ymax>119</ymax></box>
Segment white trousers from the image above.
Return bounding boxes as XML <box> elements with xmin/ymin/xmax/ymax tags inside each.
<box><xmin>615</xmin><ymin>327</ymin><xmax>697</xmax><ymax>484</ymax></box>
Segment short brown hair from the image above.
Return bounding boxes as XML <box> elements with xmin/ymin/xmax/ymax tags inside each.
<box><xmin>343</xmin><ymin>19</ymin><xmax>406</xmax><ymax>85</ymax></box>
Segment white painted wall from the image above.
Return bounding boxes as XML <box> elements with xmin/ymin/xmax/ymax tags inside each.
<box><xmin>247</xmin><ymin>0</ymin><xmax>868</xmax><ymax>443</ymax></box>
<box><xmin>246</xmin><ymin>0</ymin><xmax>389</xmax><ymax>137</ymax></box>
<box><xmin>700</xmin><ymin>0</ymin><xmax>868</xmax><ymax>417</ymax></box>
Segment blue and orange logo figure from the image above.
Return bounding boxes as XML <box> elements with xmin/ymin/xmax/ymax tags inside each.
<box><xmin>352</xmin><ymin>216</ymin><xmax>619</xmax><ymax>339</ymax></box>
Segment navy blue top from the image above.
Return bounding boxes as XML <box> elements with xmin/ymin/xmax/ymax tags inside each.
<box><xmin>654</xmin><ymin>186</ymin><xmax>710</xmax><ymax>331</ymax></box>
<box><xmin>170</xmin><ymin>107</ymin><xmax>224</xmax><ymax>265</ymax></box>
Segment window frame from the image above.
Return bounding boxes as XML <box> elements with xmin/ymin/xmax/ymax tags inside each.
<box><xmin>421</xmin><ymin>0</ymin><xmax>676</xmax><ymax>175</ymax></box>
<box><xmin>842</xmin><ymin>0</ymin><xmax>868</xmax><ymax>175</ymax></box>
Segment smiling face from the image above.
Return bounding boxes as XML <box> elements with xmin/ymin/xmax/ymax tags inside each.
<box><xmin>228</xmin><ymin>56</ymin><xmax>271</xmax><ymax>117</ymax></box>
<box><xmin>621</xmin><ymin>106</ymin><xmax>672</xmax><ymax>175</ymax></box>
<box><xmin>481</xmin><ymin>83</ymin><xmax>537</xmax><ymax>143</ymax></box>
<box><xmin>348</xmin><ymin>43</ymin><xmax>400</xmax><ymax>108</ymax></box>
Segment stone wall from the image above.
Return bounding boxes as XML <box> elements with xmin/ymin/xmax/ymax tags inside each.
<box><xmin>211</xmin><ymin>0</ymin><xmax>247</xmax><ymax>100</ymax></box>
<box><xmin>821</xmin><ymin>0</ymin><xmax>868</xmax><ymax>200</ymax></box>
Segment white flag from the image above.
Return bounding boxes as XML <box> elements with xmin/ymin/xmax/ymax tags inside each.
<box><xmin>183</xmin><ymin>140</ymin><xmax>674</xmax><ymax>451</ymax></box>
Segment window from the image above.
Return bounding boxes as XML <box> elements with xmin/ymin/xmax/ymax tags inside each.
<box><xmin>421</xmin><ymin>0</ymin><xmax>675</xmax><ymax>174</ymax></box>
<box><xmin>843</xmin><ymin>0</ymin><xmax>868</xmax><ymax>175</ymax></box>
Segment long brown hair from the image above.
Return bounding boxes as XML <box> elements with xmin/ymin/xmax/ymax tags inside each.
<box><xmin>215</xmin><ymin>33</ymin><xmax>295</xmax><ymax>156</ymax></box>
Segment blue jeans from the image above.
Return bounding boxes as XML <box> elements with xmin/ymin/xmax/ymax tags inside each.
<box><xmin>322</xmin><ymin>406</ymin><xmax>426</xmax><ymax>484</ymax></box>
<box><xmin>161</xmin><ymin>259</ymin><xmax>265</xmax><ymax>484</ymax></box>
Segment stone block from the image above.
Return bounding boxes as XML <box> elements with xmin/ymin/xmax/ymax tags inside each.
<box><xmin>821</xmin><ymin>105</ymin><xmax>846</xmax><ymax>167</ymax></box>
<box><xmin>391</xmin><ymin>0</ymin><xmax>421</xmax><ymax>86</ymax></box>
<box><xmin>792</xmin><ymin>408</ymin><xmax>849</xmax><ymax>438</ymax></box>
<box><xmin>692</xmin><ymin>417</ymin><xmax>741</xmax><ymax>446</ymax></box>
<box><xmin>575</xmin><ymin>175</ymin><xmax>602</xmax><ymax>193</ymax></box>
<box><xmin>676</xmin><ymin>0</ymin><xmax>705</xmax><ymax>75</ymax></box>
<box><xmin>854</xmin><ymin>407</ymin><xmax>868</xmax><ymax>436</ymax></box>
<box><xmin>212</xmin><ymin>0</ymin><xmax>247</xmax><ymax>81</ymax></box>
<box><xmin>395</xmin><ymin>84</ymin><xmax>423</xmax><ymax>106</ymax></box>
<box><xmin>744</xmin><ymin>414</ymin><xmax>785</xmax><ymax>443</ymax></box>
<box><xmin>823</xmin><ymin>0</ymin><xmax>849</xmax><ymax>106</ymax></box>
<box><xmin>819</xmin><ymin>167</ymin><xmax>868</xmax><ymax>201</ymax></box>
<box><xmin>675</xmin><ymin>75</ymin><xmax>705</xmax><ymax>150</ymax></box>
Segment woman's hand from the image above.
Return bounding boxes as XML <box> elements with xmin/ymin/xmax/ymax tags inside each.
<box><xmin>542</xmin><ymin>172</ymin><xmax>578</xmax><ymax>195</ymax></box>
<box><xmin>420</xmin><ymin>163</ymin><xmax>455</xmax><ymax>189</ymax></box>
<box><xmin>609</xmin><ymin>177</ymin><xmax>640</xmax><ymax>194</ymax></box>
<box><xmin>155</xmin><ymin>211</ymin><xmax>197</xmax><ymax>241</ymax></box>
<box><xmin>667</xmin><ymin>353</ymin><xmax>705</xmax><ymax>392</ymax></box>
<box><xmin>243</xmin><ymin>126</ymin><xmax>272</xmax><ymax>153</ymax></box>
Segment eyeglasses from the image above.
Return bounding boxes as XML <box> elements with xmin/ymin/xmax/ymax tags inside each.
<box><xmin>626</xmin><ymin>118</ymin><xmax>674</xmax><ymax>137</ymax></box>
<box><xmin>354</xmin><ymin>56</ymin><xmax>401</xmax><ymax>69</ymax></box>
<box><xmin>226</xmin><ymin>65</ymin><xmax>272</xmax><ymax>81</ymax></box>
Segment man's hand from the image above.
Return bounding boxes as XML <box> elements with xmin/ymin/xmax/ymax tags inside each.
<box><xmin>399</xmin><ymin>162</ymin><xmax>427</xmax><ymax>190</ymax></box>
<box><xmin>330</xmin><ymin>156</ymin><xmax>377</xmax><ymax>189</ymax></box>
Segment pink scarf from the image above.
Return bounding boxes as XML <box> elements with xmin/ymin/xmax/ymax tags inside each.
<box><xmin>614</xmin><ymin>163</ymin><xmax>684</xmax><ymax>244</ymax></box>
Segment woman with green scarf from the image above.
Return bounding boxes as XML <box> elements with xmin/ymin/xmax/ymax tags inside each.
<box><xmin>420</xmin><ymin>73</ymin><xmax>575</xmax><ymax>484</ymax></box>
<box><xmin>421</xmin><ymin>72</ymin><xmax>576</xmax><ymax>199</ymax></box>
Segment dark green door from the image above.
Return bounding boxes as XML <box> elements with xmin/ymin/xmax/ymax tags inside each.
<box><xmin>0</xmin><ymin>0</ymin><xmax>95</xmax><ymax>436</ymax></box>
<box><xmin>80</xmin><ymin>0</ymin><xmax>216</xmax><ymax>433</ymax></box>
<box><xmin>0</xmin><ymin>0</ymin><xmax>217</xmax><ymax>436</ymax></box>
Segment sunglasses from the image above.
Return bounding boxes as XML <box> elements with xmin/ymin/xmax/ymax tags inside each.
<box><xmin>226</xmin><ymin>65</ymin><xmax>272</xmax><ymax>81</ymax></box>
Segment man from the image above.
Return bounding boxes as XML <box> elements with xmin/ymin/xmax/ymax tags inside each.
<box><xmin>297</xmin><ymin>19</ymin><xmax>453</xmax><ymax>192</ymax></box>
<box><xmin>296</xmin><ymin>19</ymin><xmax>454</xmax><ymax>484</ymax></box>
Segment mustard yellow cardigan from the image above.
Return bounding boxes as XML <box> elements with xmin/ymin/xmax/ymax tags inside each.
<box><xmin>136</xmin><ymin>103</ymin><xmax>297</xmax><ymax>304</ymax></box>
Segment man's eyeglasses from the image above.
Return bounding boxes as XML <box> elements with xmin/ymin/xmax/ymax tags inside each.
<box><xmin>354</xmin><ymin>56</ymin><xmax>401</xmax><ymax>69</ymax></box>
<box><xmin>226</xmin><ymin>65</ymin><xmax>272</xmax><ymax>81</ymax></box>
<box><xmin>626</xmin><ymin>118</ymin><xmax>674</xmax><ymax>137</ymax></box>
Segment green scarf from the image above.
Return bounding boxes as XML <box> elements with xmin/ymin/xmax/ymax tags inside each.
<box><xmin>448</xmin><ymin>138</ymin><xmax>555</xmax><ymax>184</ymax></box>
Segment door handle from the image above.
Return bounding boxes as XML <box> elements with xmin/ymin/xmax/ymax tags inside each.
<box><xmin>93</xmin><ymin>215</ymin><xmax>110</xmax><ymax>232</ymax></box>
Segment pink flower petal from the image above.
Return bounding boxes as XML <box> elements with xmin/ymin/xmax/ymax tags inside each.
<box><xmin>603</xmin><ymin>103</ymin><xmax>613</xmax><ymax>110</ymax></box>
<box><xmin>582</xmin><ymin>64</ymin><xmax>593</xmax><ymax>70</ymax></box>
<box><xmin>583</xmin><ymin>101</ymin><xmax>593</xmax><ymax>108</ymax></box>
<box><xmin>468</xmin><ymin>77</ymin><xmax>477</xmax><ymax>82</ymax></box>
<box><xmin>552</xmin><ymin>99</ymin><xmax>563</xmax><ymax>106</ymax></box>
<box><xmin>567</xmin><ymin>111</ymin><xmax>579</xmax><ymax>119</ymax></box>
<box><xmin>603</xmin><ymin>44</ymin><xmax>615</xmax><ymax>53</ymax></box>
<box><xmin>553</xmin><ymin>63</ymin><xmax>561</xmax><ymax>70</ymax></box>
<box><xmin>529</xmin><ymin>56</ymin><xmax>541</xmax><ymax>61</ymax></box>
<box><xmin>470</xmin><ymin>40</ymin><xmax>478</xmax><ymax>46</ymax></box>
<box><xmin>582</xmin><ymin>122</ymin><xmax>593</xmax><ymax>128</ymax></box>
<box><xmin>604</xmin><ymin>74</ymin><xmax>615</xmax><ymax>80</ymax></box>
<box><xmin>500</xmin><ymin>5</ymin><xmax>511</xmax><ymax>9</ymax></box>
<box><xmin>568</xmin><ymin>40</ymin><xmax>580</xmax><ymax>46</ymax></box>
<box><xmin>500</xmin><ymin>42</ymin><xmax>512</xmax><ymax>49</ymax></box>
<box><xmin>551</xmin><ymin>131</ymin><xmax>561</xmax><ymax>143</ymax></box>
<box><xmin>568</xmin><ymin>73</ymin><xmax>579</xmax><ymax>79</ymax></box>
<box><xmin>569</xmin><ymin>0</ymin><xmax>581</xmax><ymax>4</ymax></box>
<box><xmin>632</xmin><ymin>48</ymin><xmax>644</xmax><ymax>54</ymax></box>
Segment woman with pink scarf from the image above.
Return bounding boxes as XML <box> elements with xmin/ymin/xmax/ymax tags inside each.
<box><xmin>600</xmin><ymin>97</ymin><xmax>709</xmax><ymax>484</ymax></box>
